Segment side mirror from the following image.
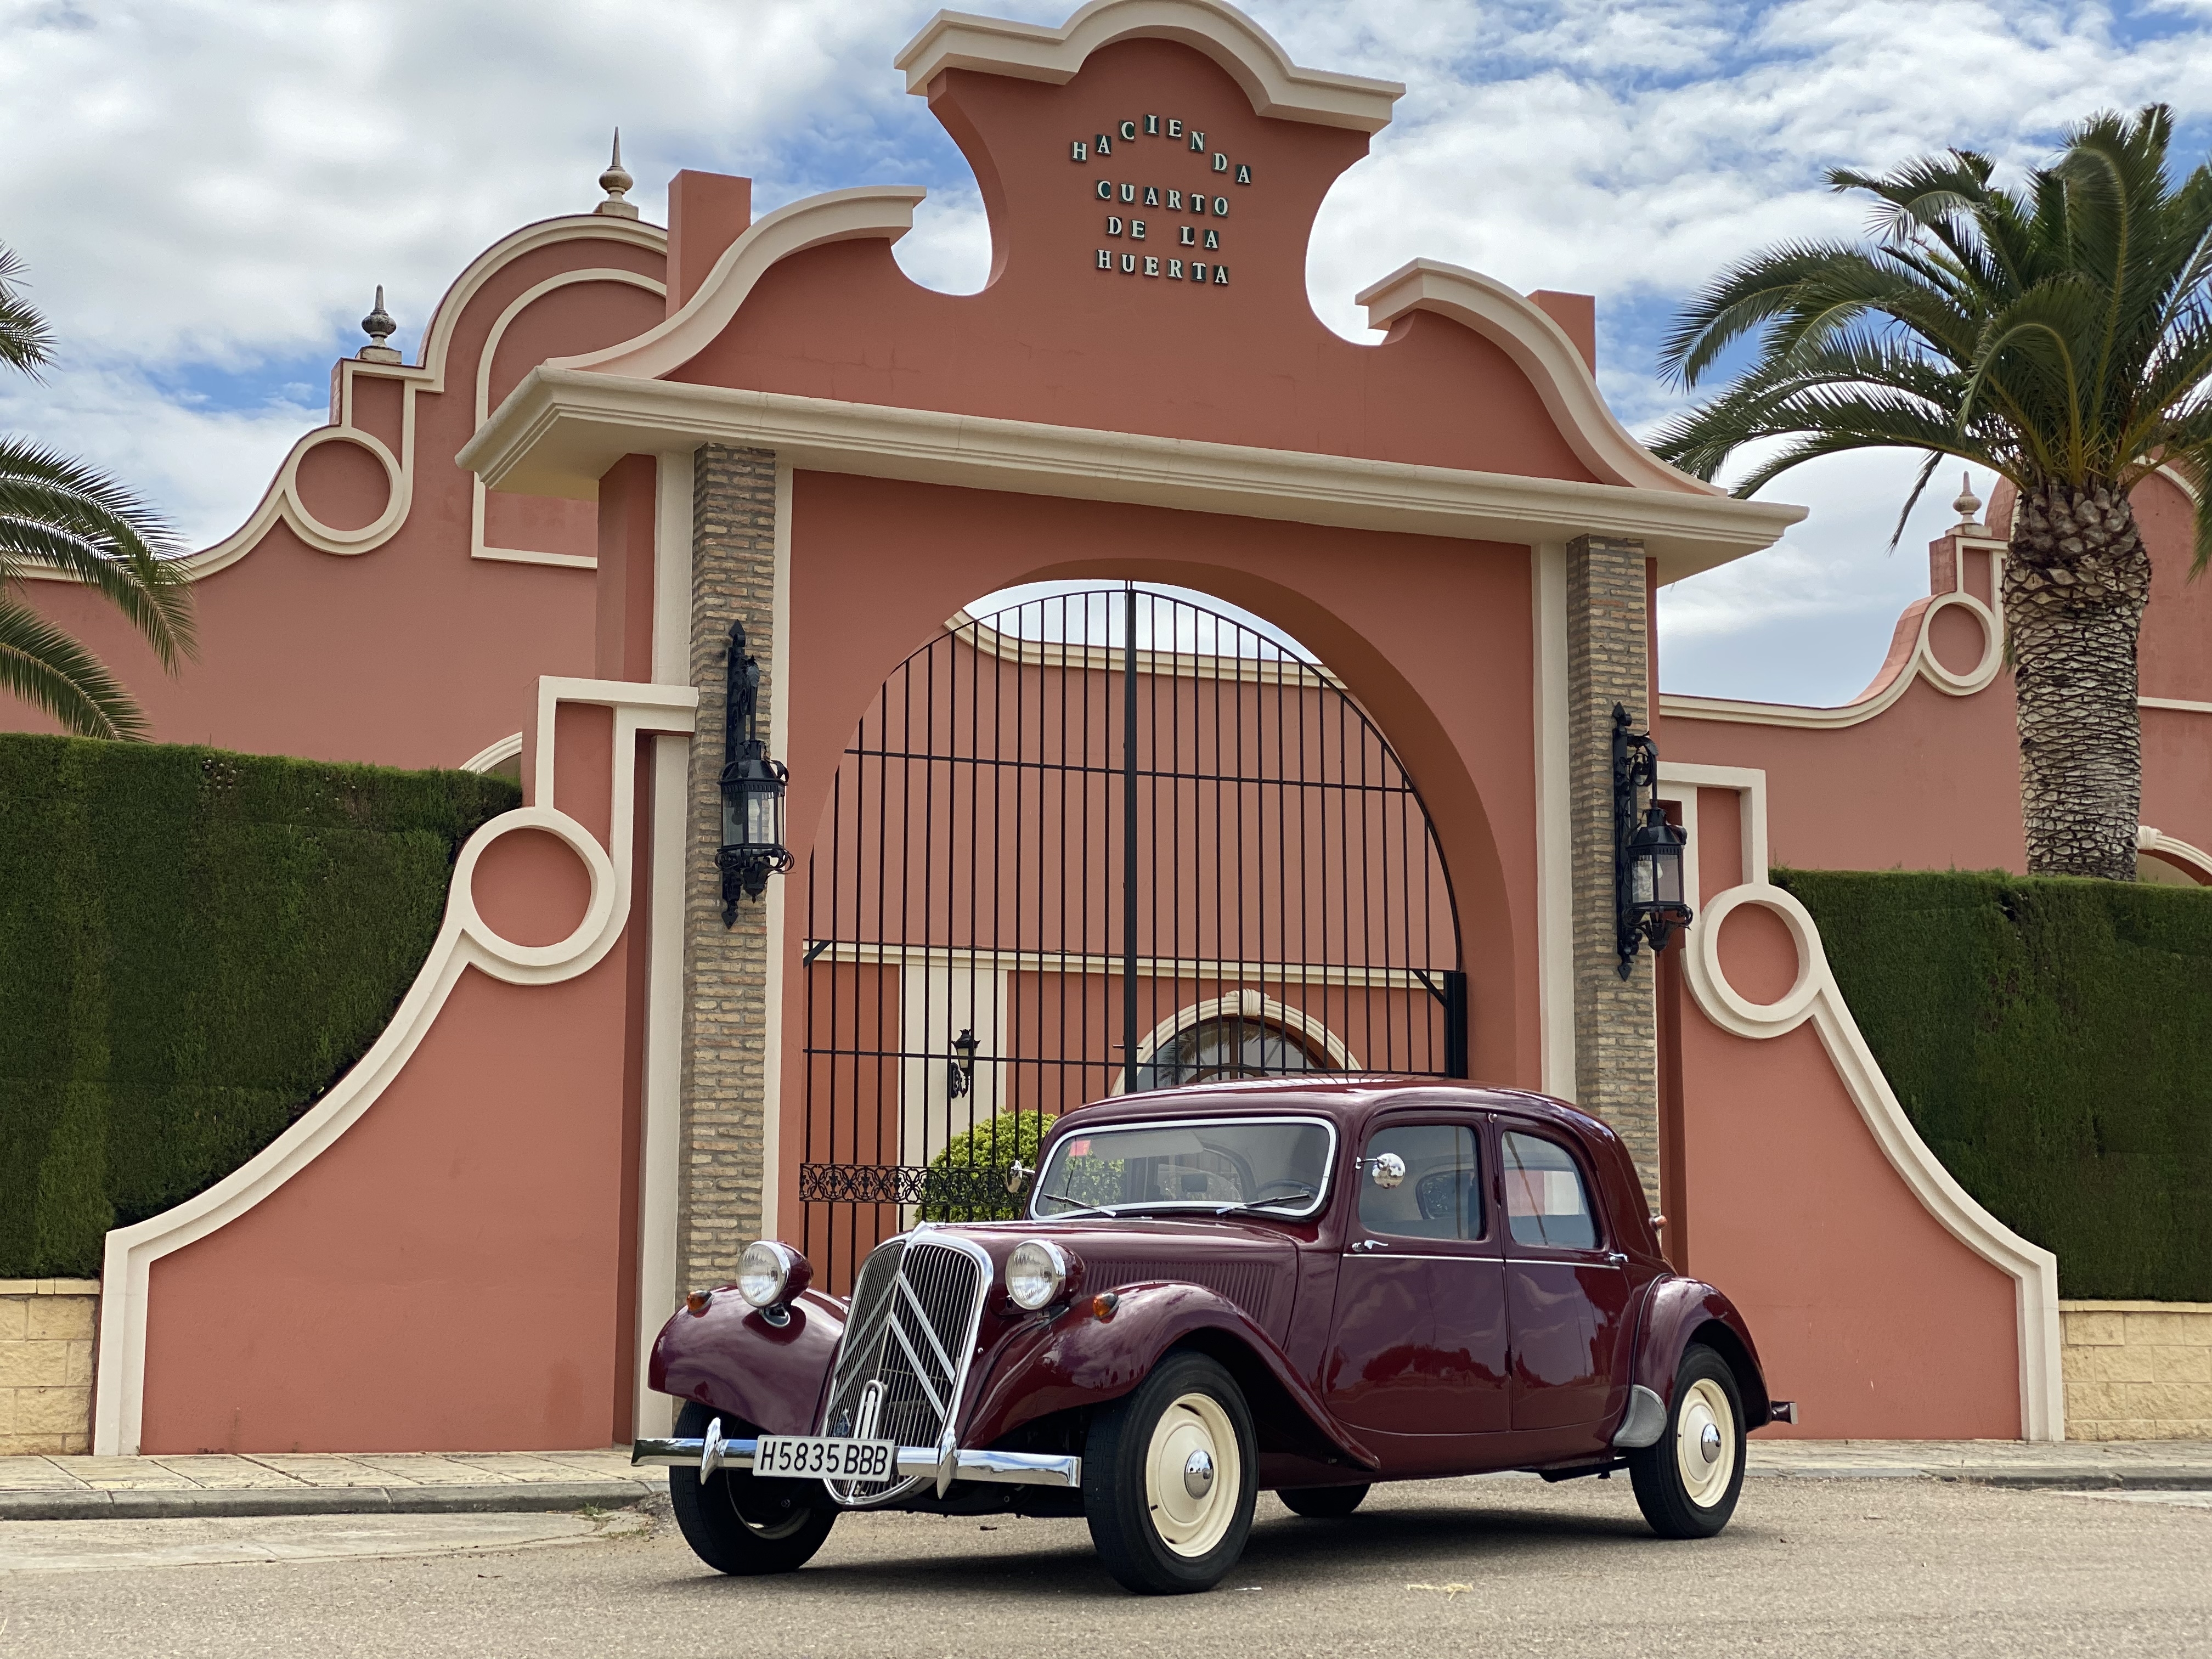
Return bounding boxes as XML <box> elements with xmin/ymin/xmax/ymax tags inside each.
<box><xmin>1005</xmin><ymin>1159</ymin><xmax>1035</xmax><ymax>1197</ymax></box>
<box><xmin>1367</xmin><ymin>1152</ymin><xmax>1406</xmax><ymax>1190</ymax></box>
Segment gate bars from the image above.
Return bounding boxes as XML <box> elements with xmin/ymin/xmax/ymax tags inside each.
<box><xmin>798</xmin><ymin>588</ymin><xmax>1464</xmax><ymax>1288</ymax></box>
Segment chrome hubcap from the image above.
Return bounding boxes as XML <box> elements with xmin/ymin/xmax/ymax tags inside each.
<box><xmin>1183</xmin><ymin>1449</ymin><xmax>1215</xmax><ymax>1498</ymax></box>
<box><xmin>1700</xmin><ymin>1423</ymin><xmax>1722</xmax><ymax>1463</ymax></box>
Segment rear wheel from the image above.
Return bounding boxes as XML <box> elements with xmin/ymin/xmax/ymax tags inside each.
<box><xmin>1278</xmin><ymin>1483</ymin><xmax>1369</xmax><ymax>1519</ymax></box>
<box><xmin>667</xmin><ymin>1401</ymin><xmax>839</xmax><ymax>1574</ymax></box>
<box><xmin>1083</xmin><ymin>1351</ymin><xmax>1257</xmax><ymax>1594</ymax></box>
<box><xmin>1627</xmin><ymin>1344</ymin><xmax>1746</xmax><ymax>1539</ymax></box>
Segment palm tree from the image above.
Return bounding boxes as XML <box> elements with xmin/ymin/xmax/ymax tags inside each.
<box><xmin>2</xmin><ymin>241</ymin><xmax>195</xmax><ymax>740</ymax></box>
<box><xmin>1652</xmin><ymin>104</ymin><xmax>2212</xmax><ymax>881</ymax></box>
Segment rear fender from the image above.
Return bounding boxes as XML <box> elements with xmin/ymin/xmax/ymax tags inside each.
<box><xmin>648</xmin><ymin>1288</ymin><xmax>845</xmax><ymax>1435</ymax></box>
<box><xmin>1632</xmin><ymin>1278</ymin><xmax>1775</xmax><ymax>1427</ymax></box>
<box><xmin>962</xmin><ymin>1282</ymin><xmax>1379</xmax><ymax>1471</ymax></box>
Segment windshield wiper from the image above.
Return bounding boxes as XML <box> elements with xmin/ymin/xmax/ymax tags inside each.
<box><xmin>1031</xmin><ymin>1190</ymin><xmax>1115</xmax><ymax>1218</ymax></box>
<box><xmin>1214</xmin><ymin>1185</ymin><xmax>1316</xmax><ymax>1217</ymax></box>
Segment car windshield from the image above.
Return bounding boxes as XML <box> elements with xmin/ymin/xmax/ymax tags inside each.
<box><xmin>1031</xmin><ymin>1116</ymin><xmax>1335</xmax><ymax>1218</ymax></box>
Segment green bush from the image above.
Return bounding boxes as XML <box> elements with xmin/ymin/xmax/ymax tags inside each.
<box><xmin>0</xmin><ymin>732</ymin><xmax>520</xmax><ymax>1277</ymax></box>
<box><xmin>919</xmin><ymin>1111</ymin><xmax>1053</xmax><ymax>1222</ymax></box>
<box><xmin>1774</xmin><ymin>867</ymin><xmax>2212</xmax><ymax>1301</ymax></box>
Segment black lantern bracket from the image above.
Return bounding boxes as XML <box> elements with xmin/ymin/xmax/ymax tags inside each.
<box><xmin>716</xmin><ymin>620</ymin><xmax>792</xmax><ymax>923</ymax></box>
<box><xmin>947</xmin><ymin>1026</ymin><xmax>979</xmax><ymax>1099</ymax></box>
<box><xmin>1611</xmin><ymin>703</ymin><xmax>1693</xmax><ymax>977</ymax></box>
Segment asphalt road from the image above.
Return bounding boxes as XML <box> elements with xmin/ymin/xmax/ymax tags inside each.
<box><xmin>2</xmin><ymin>1475</ymin><xmax>2206</xmax><ymax>1658</ymax></box>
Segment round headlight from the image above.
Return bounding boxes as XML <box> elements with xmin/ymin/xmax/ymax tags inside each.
<box><xmin>1006</xmin><ymin>1240</ymin><xmax>1069</xmax><ymax>1311</ymax></box>
<box><xmin>737</xmin><ymin>1239</ymin><xmax>797</xmax><ymax>1308</ymax></box>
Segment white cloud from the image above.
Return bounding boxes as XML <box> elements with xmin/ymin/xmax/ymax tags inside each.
<box><xmin>2</xmin><ymin>0</ymin><xmax>2207</xmax><ymax>704</ymax></box>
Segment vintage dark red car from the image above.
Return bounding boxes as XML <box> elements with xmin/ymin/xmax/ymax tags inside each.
<box><xmin>633</xmin><ymin>1077</ymin><xmax>1795</xmax><ymax>1594</ymax></box>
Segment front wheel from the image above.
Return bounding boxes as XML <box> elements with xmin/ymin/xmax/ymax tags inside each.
<box><xmin>1083</xmin><ymin>1351</ymin><xmax>1258</xmax><ymax>1594</ymax></box>
<box><xmin>667</xmin><ymin>1401</ymin><xmax>839</xmax><ymax>1574</ymax></box>
<box><xmin>1627</xmin><ymin>1344</ymin><xmax>1746</xmax><ymax>1539</ymax></box>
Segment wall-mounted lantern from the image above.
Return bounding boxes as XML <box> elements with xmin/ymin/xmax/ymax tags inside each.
<box><xmin>715</xmin><ymin>620</ymin><xmax>791</xmax><ymax>923</ymax></box>
<box><xmin>1612</xmin><ymin>703</ymin><xmax>1692</xmax><ymax>975</ymax></box>
<box><xmin>948</xmin><ymin>1026</ymin><xmax>979</xmax><ymax>1099</ymax></box>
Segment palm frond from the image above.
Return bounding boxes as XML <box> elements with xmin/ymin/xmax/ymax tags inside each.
<box><xmin>0</xmin><ymin>243</ymin><xmax>55</xmax><ymax>377</ymax></box>
<box><xmin>0</xmin><ymin>595</ymin><xmax>143</xmax><ymax>739</ymax></box>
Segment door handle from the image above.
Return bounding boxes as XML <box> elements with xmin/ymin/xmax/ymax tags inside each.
<box><xmin>1347</xmin><ymin>1239</ymin><xmax>1387</xmax><ymax>1254</ymax></box>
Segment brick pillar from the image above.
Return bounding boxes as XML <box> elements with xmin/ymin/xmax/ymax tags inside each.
<box><xmin>1566</xmin><ymin>534</ymin><xmax>1659</xmax><ymax>1203</ymax></box>
<box><xmin>676</xmin><ymin>444</ymin><xmax>780</xmax><ymax>1289</ymax></box>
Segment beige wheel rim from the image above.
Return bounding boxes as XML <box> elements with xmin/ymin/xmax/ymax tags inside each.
<box><xmin>1673</xmin><ymin>1376</ymin><xmax>1736</xmax><ymax>1508</ymax></box>
<box><xmin>1143</xmin><ymin>1391</ymin><xmax>1240</xmax><ymax>1558</ymax></box>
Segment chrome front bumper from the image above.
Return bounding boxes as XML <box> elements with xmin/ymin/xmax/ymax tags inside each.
<box><xmin>631</xmin><ymin>1423</ymin><xmax>1081</xmax><ymax>1493</ymax></box>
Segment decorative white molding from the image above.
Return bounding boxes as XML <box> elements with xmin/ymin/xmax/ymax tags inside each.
<box><xmin>459</xmin><ymin>732</ymin><xmax>525</xmax><ymax>774</ymax></box>
<box><xmin>2136</xmin><ymin>824</ymin><xmax>2212</xmax><ymax>883</ymax></box>
<box><xmin>462</xmin><ymin>370</ymin><xmax>1803</xmax><ymax>579</ymax></box>
<box><xmin>547</xmin><ymin>188</ymin><xmax>927</xmax><ymax>384</ymax></box>
<box><xmin>1358</xmin><ymin>261</ymin><xmax>1719</xmax><ymax>500</ymax></box>
<box><xmin>1110</xmin><ymin>988</ymin><xmax>1359</xmax><ymax>1095</ymax></box>
<box><xmin>26</xmin><ymin>217</ymin><xmax>665</xmax><ymax>588</ymax></box>
<box><xmin>1663</xmin><ymin>583</ymin><xmax>2004</xmax><ymax>730</ymax></box>
<box><xmin>93</xmin><ymin>677</ymin><xmax>698</xmax><ymax>1456</ymax></box>
<box><xmin>1657</xmin><ymin>761</ymin><xmax>2064</xmax><ymax>1443</ymax></box>
<box><xmin>894</xmin><ymin>0</ymin><xmax>1404</xmax><ymax>133</ymax></box>
<box><xmin>1531</xmin><ymin>542</ymin><xmax>1575</xmax><ymax>1101</ymax></box>
<box><xmin>760</xmin><ymin>461</ymin><xmax>795</xmax><ymax>1243</ymax></box>
<box><xmin>472</xmin><ymin>267</ymin><xmax>667</xmax><ymax>568</ymax></box>
<box><xmin>2140</xmin><ymin>696</ymin><xmax>2212</xmax><ymax>715</ymax></box>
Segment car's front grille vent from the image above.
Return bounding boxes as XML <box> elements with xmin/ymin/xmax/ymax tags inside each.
<box><xmin>818</xmin><ymin>1233</ymin><xmax>986</xmax><ymax>1506</ymax></box>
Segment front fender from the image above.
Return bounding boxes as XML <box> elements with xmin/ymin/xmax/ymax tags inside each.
<box><xmin>962</xmin><ymin>1282</ymin><xmax>1379</xmax><ymax>1471</ymax></box>
<box><xmin>649</xmin><ymin>1289</ymin><xmax>845</xmax><ymax>1435</ymax></box>
<box><xmin>1632</xmin><ymin>1278</ymin><xmax>1775</xmax><ymax>1426</ymax></box>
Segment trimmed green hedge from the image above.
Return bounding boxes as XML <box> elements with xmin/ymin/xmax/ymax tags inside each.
<box><xmin>0</xmin><ymin>733</ymin><xmax>519</xmax><ymax>1278</ymax></box>
<box><xmin>1775</xmin><ymin>868</ymin><xmax>2212</xmax><ymax>1301</ymax></box>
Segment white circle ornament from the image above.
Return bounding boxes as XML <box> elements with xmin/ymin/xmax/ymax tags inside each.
<box><xmin>1143</xmin><ymin>1392</ymin><xmax>1242</xmax><ymax>1557</ymax></box>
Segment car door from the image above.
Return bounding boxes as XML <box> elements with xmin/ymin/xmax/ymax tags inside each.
<box><xmin>1498</xmin><ymin>1124</ymin><xmax>1632</xmax><ymax>1438</ymax></box>
<box><xmin>1322</xmin><ymin>1118</ymin><xmax>1509</xmax><ymax>1437</ymax></box>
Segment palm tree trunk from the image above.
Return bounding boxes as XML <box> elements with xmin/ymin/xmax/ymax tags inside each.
<box><xmin>2004</xmin><ymin>481</ymin><xmax>2152</xmax><ymax>880</ymax></box>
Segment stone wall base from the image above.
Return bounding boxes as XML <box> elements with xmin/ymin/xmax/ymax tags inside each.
<box><xmin>0</xmin><ymin>1279</ymin><xmax>98</xmax><ymax>1454</ymax></box>
<box><xmin>2062</xmin><ymin>1299</ymin><xmax>2212</xmax><ymax>1440</ymax></box>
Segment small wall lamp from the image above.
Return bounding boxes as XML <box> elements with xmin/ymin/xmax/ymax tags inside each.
<box><xmin>1612</xmin><ymin>703</ymin><xmax>1692</xmax><ymax>975</ymax></box>
<box><xmin>949</xmin><ymin>1027</ymin><xmax>979</xmax><ymax>1099</ymax></box>
<box><xmin>715</xmin><ymin>620</ymin><xmax>791</xmax><ymax>923</ymax></box>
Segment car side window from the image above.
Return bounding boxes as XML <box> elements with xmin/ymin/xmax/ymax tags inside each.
<box><xmin>1358</xmin><ymin>1124</ymin><xmax>1482</xmax><ymax>1240</ymax></box>
<box><xmin>1500</xmin><ymin>1131</ymin><xmax>1599</xmax><ymax>1249</ymax></box>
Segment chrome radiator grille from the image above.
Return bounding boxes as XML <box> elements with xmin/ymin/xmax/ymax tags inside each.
<box><xmin>819</xmin><ymin>1233</ymin><xmax>988</xmax><ymax>1505</ymax></box>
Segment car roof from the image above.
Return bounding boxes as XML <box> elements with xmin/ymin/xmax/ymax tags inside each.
<box><xmin>1054</xmin><ymin>1075</ymin><xmax>1621</xmax><ymax>1153</ymax></box>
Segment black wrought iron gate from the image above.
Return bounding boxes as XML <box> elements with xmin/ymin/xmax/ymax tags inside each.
<box><xmin>798</xmin><ymin>587</ymin><xmax>1464</xmax><ymax>1288</ymax></box>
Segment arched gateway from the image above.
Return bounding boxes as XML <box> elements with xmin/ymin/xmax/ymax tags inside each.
<box><xmin>798</xmin><ymin>587</ymin><xmax>1462</xmax><ymax>1285</ymax></box>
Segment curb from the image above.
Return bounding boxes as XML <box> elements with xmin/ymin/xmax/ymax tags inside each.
<box><xmin>1746</xmin><ymin>1466</ymin><xmax>2212</xmax><ymax>1491</ymax></box>
<box><xmin>0</xmin><ymin>1480</ymin><xmax>660</xmax><ymax>1522</ymax></box>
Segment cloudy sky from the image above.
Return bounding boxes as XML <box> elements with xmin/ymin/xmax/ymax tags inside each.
<box><xmin>4</xmin><ymin>0</ymin><xmax>2210</xmax><ymax>704</ymax></box>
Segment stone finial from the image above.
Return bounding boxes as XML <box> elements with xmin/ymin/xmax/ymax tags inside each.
<box><xmin>357</xmin><ymin>285</ymin><xmax>400</xmax><ymax>363</ymax></box>
<box><xmin>1952</xmin><ymin>472</ymin><xmax>1984</xmax><ymax>532</ymax></box>
<box><xmin>597</xmin><ymin>129</ymin><xmax>639</xmax><ymax>219</ymax></box>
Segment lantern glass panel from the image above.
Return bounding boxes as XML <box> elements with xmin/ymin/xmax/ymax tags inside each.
<box><xmin>1631</xmin><ymin>855</ymin><xmax>1657</xmax><ymax>906</ymax></box>
<box><xmin>744</xmin><ymin>785</ymin><xmax>778</xmax><ymax>848</ymax></box>
<box><xmin>1653</xmin><ymin>842</ymin><xmax>1684</xmax><ymax>906</ymax></box>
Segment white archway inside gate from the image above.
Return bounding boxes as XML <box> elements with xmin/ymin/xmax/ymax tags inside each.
<box><xmin>1109</xmin><ymin>989</ymin><xmax>1360</xmax><ymax>1096</ymax></box>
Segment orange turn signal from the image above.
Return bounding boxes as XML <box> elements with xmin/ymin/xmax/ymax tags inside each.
<box><xmin>1091</xmin><ymin>1292</ymin><xmax>1120</xmax><ymax>1321</ymax></box>
<box><xmin>685</xmin><ymin>1290</ymin><xmax>713</xmax><ymax>1316</ymax></box>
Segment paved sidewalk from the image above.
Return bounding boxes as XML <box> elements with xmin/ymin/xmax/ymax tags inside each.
<box><xmin>2</xmin><ymin>1438</ymin><xmax>2204</xmax><ymax>1522</ymax></box>
<box><xmin>0</xmin><ymin>1448</ymin><xmax>662</xmax><ymax>1520</ymax></box>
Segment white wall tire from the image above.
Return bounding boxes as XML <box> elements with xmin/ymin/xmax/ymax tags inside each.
<box><xmin>1628</xmin><ymin>1344</ymin><xmax>1747</xmax><ymax>1539</ymax></box>
<box><xmin>1083</xmin><ymin>1351</ymin><xmax>1259</xmax><ymax>1594</ymax></box>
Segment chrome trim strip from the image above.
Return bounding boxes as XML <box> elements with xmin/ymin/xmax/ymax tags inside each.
<box><xmin>629</xmin><ymin>1436</ymin><xmax>1082</xmax><ymax>1491</ymax></box>
<box><xmin>1029</xmin><ymin>1113</ymin><xmax>1341</xmax><ymax>1220</ymax></box>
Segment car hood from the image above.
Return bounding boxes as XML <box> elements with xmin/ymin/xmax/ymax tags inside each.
<box><xmin>928</xmin><ymin>1217</ymin><xmax>1306</xmax><ymax>1338</ymax></box>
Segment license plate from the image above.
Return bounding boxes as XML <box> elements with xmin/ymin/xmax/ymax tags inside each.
<box><xmin>752</xmin><ymin>1435</ymin><xmax>899</xmax><ymax>1482</ymax></box>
